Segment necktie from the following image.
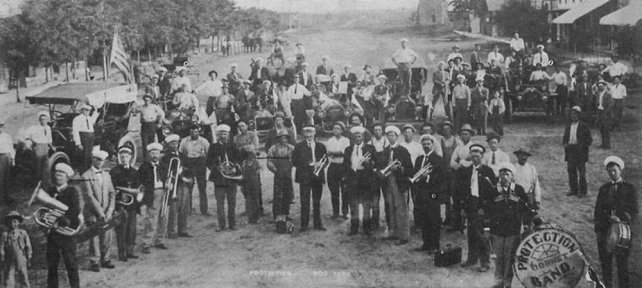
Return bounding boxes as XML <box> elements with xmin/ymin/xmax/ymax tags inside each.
<box><xmin>44</xmin><ymin>127</ymin><xmax>47</xmax><ymax>137</ymax></box>
<box><xmin>309</xmin><ymin>141</ymin><xmax>316</xmax><ymax>162</ymax></box>
<box><xmin>356</xmin><ymin>145</ymin><xmax>361</xmax><ymax>157</ymax></box>
<box><xmin>86</xmin><ymin>117</ymin><xmax>90</xmax><ymax>131</ymax></box>
<box><xmin>471</xmin><ymin>166</ymin><xmax>479</xmax><ymax>197</ymax></box>
<box><xmin>389</xmin><ymin>148</ymin><xmax>394</xmax><ymax>163</ymax></box>
<box><xmin>492</xmin><ymin>152</ymin><xmax>496</xmax><ymax>165</ymax></box>
<box><xmin>295</xmin><ymin>85</ymin><xmax>298</xmax><ymax>95</ymax></box>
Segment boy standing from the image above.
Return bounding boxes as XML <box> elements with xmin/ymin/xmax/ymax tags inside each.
<box><xmin>1</xmin><ymin>211</ymin><xmax>32</xmax><ymax>288</ymax></box>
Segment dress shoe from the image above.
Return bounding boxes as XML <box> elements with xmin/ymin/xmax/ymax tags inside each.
<box><xmin>154</xmin><ymin>243</ymin><xmax>169</xmax><ymax>250</ymax></box>
<box><xmin>477</xmin><ymin>264</ymin><xmax>490</xmax><ymax>273</ymax></box>
<box><xmin>566</xmin><ymin>192</ymin><xmax>578</xmax><ymax>197</ymax></box>
<box><xmin>127</xmin><ymin>254</ymin><xmax>139</xmax><ymax>259</ymax></box>
<box><xmin>89</xmin><ymin>263</ymin><xmax>100</xmax><ymax>272</ymax></box>
<box><xmin>460</xmin><ymin>261</ymin><xmax>476</xmax><ymax>268</ymax></box>
<box><xmin>395</xmin><ymin>239</ymin><xmax>409</xmax><ymax>246</ymax></box>
<box><xmin>101</xmin><ymin>261</ymin><xmax>115</xmax><ymax>269</ymax></box>
<box><xmin>413</xmin><ymin>246</ymin><xmax>429</xmax><ymax>252</ymax></box>
<box><xmin>178</xmin><ymin>232</ymin><xmax>193</xmax><ymax>238</ymax></box>
<box><xmin>215</xmin><ymin>227</ymin><xmax>225</xmax><ymax>232</ymax></box>
<box><xmin>314</xmin><ymin>226</ymin><xmax>327</xmax><ymax>231</ymax></box>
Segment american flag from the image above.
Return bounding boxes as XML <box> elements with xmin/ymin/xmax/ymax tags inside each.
<box><xmin>109</xmin><ymin>30</ymin><xmax>132</xmax><ymax>83</ymax></box>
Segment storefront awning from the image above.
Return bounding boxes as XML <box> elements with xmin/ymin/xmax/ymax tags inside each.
<box><xmin>599</xmin><ymin>1</ymin><xmax>642</xmax><ymax>26</ymax></box>
<box><xmin>552</xmin><ymin>0</ymin><xmax>609</xmax><ymax>24</ymax></box>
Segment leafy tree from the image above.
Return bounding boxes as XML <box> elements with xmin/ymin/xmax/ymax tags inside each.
<box><xmin>495</xmin><ymin>1</ymin><xmax>549</xmax><ymax>44</ymax></box>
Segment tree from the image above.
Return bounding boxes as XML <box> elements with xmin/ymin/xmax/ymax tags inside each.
<box><xmin>495</xmin><ymin>1</ymin><xmax>549</xmax><ymax>44</ymax></box>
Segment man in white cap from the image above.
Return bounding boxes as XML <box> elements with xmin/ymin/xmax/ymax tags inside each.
<box><xmin>134</xmin><ymin>94</ymin><xmax>164</xmax><ymax>159</ymax></box>
<box><xmin>391</xmin><ymin>38</ymin><xmax>418</xmax><ymax>97</ymax></box>
<box><xmin>399</xmin><ymin>124</ymin><xmax>422</xmax><ymax>164</ymax></box>
<box><xmin>563</xmin><ymin>106</ymin><xmax>592</xmax><ymax>197</ymax></box>
<box><xmin>72</xmin><ymin>103</ymin><xmax>98</xmax><ymax>171</ymax></box>
<box><xmin>594</xmin><ymin>156</ymin><xmax>638</xmax><ymax>288</ymax></box>
<box><xmin>138</xmin><ymin>142</ymin><xmax>169</xmax><ymax>252</ymax></box>
<box><xmin>316</xmin><ymin>56</ymin><xmax>334</xmax><ymax>78</ymax></box>
<box><xmin>292</xmin><ymin>124</ymin><xmax>328</xmax><ymax>231</ymax></box>
<box><xmin>531</xmin><ymin>45</ymin><xmax>549</xmax><ymax>68</ymax></box>
<box><xmin>343</xmin><ymin>125</ymin><xmax>377</xmax><ymax>235</ymax></box>
<box><xmin>486</xmin><ymin>161</ymin><xmax>532</xmax><ymax>288</ymax></box>
<box><xmin>326</xmin><ymin>122</ymin><xmax>351</xmax><ymax>219</ymax></box>
<box><xmin>411</xmin><ymin>134</ymin><xmax>447</xmax><ymax>254</ymax></box>
<box><xmin>81</xmin><ymin>149</ymin><xmax>115</xmax><ymax>272</ymax></box>
<box><xmin>374</xmin><ymin>74</ymin><xmax>390</xmax><ymax>107</ymax></box>
<box><xmin>226</xmin><ymin>63</ymin><xmax>243</xmax><ymax>96</ymax></box>
<box><xmin>452</xmin><ymin>74</ymin><xmax>471</xmax><ymax>129</ymax></box>
<box><xmin>160</xmin><ymin>133</ymin><xmax>182</xmax><ymax>237</ymax></box>
<box><xmin>609</xmin><ymin>75</ymin><xmax>627</xmax><ymax>130</ymax></box>
<box><xmin>46</xmin><ymin>162</ymin><xmax>82</xmax><ymax>288</ymax></box>
<box><xmin>109</xmin><ymin>144</ymin><xmax>140</xmax><ymax>261</ymax></box>
<box><xmin>25</xmin><ymin>111</ymin><xmax>53</xmax><ymax>181</ymax></box>
<box><xmin>171</xmin><ymin>67</ymin><xmax>191</xmax><ymax>94</ymax></box>
<box><xmin>206</xmin><ymin>124</ymin><xmax>241</xmax><ymax>231</ymax></box>
<box><xmin>456</xmin><ymin>143</ymin><xmax>495</xmax><ymax>272</ymax></box>
<box><xmin>382</xmin><ymin>125</ymin><xmax>414</xmax><ymax>245</ymax></box>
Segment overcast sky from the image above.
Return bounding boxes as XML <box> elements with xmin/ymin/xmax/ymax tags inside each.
<box><xmin>234</xmin><ymin>0</ymin><xmax>419</xmax><ymax>13</ymax></box>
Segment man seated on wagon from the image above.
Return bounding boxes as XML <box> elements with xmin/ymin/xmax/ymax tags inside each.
<box><xmin>528</xmin><ymin>64</ymin><xmax>551</xmax><ymax>85</ymax></box>
<box><xmin>362</xmin><ymin>65</ymin><xmax>376</xmax><ymax>86</ymax></box>
<box><xmin>486</xmin><ymin>60</ymin><xmax>502</xmax><ymax>75</ymax></box>
<box><xmin>172</xmin><ymin>84</ymin><xmax>200</xmax><ymax>111</ymax></box>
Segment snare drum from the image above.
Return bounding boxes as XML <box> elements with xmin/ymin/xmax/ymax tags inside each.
<box><xmin>606</xmin><ymin>222</ymin><xmax>631</xmax><ymax>254</ymax></box>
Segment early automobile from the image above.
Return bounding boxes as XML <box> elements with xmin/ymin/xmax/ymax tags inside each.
<box><xmin>379</xmin><ymin>58</ymin><xmax>429</xmax><ymax>123</ymax></box>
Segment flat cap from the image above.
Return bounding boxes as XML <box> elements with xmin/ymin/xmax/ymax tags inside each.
<box><xmin>385</xmin><ymin>125</ymin><xmax>401</xmax><ymax>135</ymax></box>
<box><xmin>216</xmin><ymin>124</ymin><xmax>231</xmax><ymax>133</ymax></box>
<box><xmin>165</xmin><ymin>134</ymin><xmax>180</xmax><ymax>143</ymax></box>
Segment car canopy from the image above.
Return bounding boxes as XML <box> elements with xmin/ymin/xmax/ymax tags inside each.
<box><xmin>26</xmin><ymin>82</ymin><xmax>137</xmax><ymax>107</ymax></box>
<box><xmin>380</xmin><ymin>56</ymin><xmax>429</xmax><ymax>71</ymax></box>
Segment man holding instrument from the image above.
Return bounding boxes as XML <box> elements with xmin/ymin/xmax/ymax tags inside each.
<box><xmin>343</xmin><ymin>126</ymin><xmax>377</xmax><ymax>235</ymax></box>
<box><xmin>594</xmin><ymin>156</ymin><xmax>638</xmax><ymax>288</ymax></box>
<box><xmin>292</xmin><ymin>124</ymin><xmax>327</xmax><ymax>232</ymax></box>
<box><xmin>109</xmin><ymin>144</ymin><xmax>141</xmax><ymax>262</ymax></box>
<box><xmin>206</xmin><ymin>124</ymin><xmax>240</xmax><ymax>231</ymax></box>
<box><xmin>138</xmin><ymin>143</ymin><xmax>168</xmax><ymax>253</ymax></box>
<box><xmin>326</xmin><ymin>122</ymin><xmax>351</xmax><ymax>219</ymax></box>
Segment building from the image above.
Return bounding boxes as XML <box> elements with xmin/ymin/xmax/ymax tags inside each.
<box><xmin>550</xmin><ymin>0</ymin><xmax>618</xmax><ymax>50</ymax></box>
<box><xmin>416</xmin><ymin>0</ymin><xmax>450</xmax><ymax>26</ymax></box>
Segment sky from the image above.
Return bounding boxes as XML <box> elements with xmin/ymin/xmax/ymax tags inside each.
<box><xmin>234</xmin><ymin>0</ymin><xmax>420</xmax><ymax>13</ymax></box>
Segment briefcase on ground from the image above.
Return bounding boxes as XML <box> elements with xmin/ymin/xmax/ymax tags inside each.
<box><xmin>434</xmin><ymin>244</ymin><xmax>462</xmax><ymax>267</ymax></box>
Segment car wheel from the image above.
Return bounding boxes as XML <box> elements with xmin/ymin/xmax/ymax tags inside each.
<box><xmin>118</xmin><ymin>135</ymin><xmax>138</xmax><ymax>166</ymax></box>
<box><xmin>42</xmin><ymin>152</ymin><xmax>71</xmax><ymax>190</ymax></box>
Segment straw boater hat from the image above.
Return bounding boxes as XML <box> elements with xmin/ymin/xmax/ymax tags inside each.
<box><xmin>333</xmin><ymin>121</ymin><xmax>346</xmax><ymax>131</ymax></box>
<box><xmin>277</xmin><ymin>129</ymin><xmax>289</xmax><ymax>139</ymax></box>
<box><xmin>469</xmin><ymin>143</ymin><xmax>486</xmax><ymax>154</ymax></box>
<box><xmin>302</xmin><ymin>124</ymin><xmax>316</xmax><ymax>133</ymax></box>
<box><xmin>118</xmin><ymin>144</ymin><xmax>133</xmax><ymax>154</ymax></box>
<box><xmin>460</xmin><ymin>124</ymin><xmax>475</xmax><ymax>135</ymax></box>
<box><xmin>165</xmin><ymin>134</ymin><xmax>180</xmax><ymax>143</ymax></box>
<box><xmin>498</xmin><ymin>162</ymin><xmax>516</xmax><ymax>174</ymax></box>
<box><xmin>385</xmin><ymin>125</ymin><xmax>401</xmax><ymax>136</ymax></box>
<box><xmin>216</xmin><ymin>124</ymin><xmax>231</xmax><ymax>134</ymax></box>
<box><xmin>350</xmin><ymin>126</ymin><xmax>365</xmax><ymax>135</ymax></box>
<box><xmin>91</xmin><ymin>149</ymin><xmax>109</xmax><ymax>161</ymax></box>
<box><xmin>401</xmin><ymin>124</ymin><xmax>415</xmax><ymax>132</ymax></box>
<box><xmin>5</xmin><ymin>211</ymin><xmax>24</xmax><ymax>223</ymax></box>
<box><xmin>37</xmin><ymin>111</ymin><xmax>50</xmax><ymax>119</ymax></box>
<box><xmin>54</xmin><ymin>163</ymin><xmax>74</xmax><ymax>177</ymax></box>
<box><xmin>420</xmin><ymin>134</ymin><xmax>437</xmax><ymax>144</ymax></box>
<box><xmin>147</xmin><ymin>143</ymin><xmax>163</xmax><ymax>152</ymax></box>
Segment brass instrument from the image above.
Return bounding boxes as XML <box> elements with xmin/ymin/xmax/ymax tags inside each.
<box><xmin>220</xmin><ymin>152</ymin><xmax>243</xmax><ymax>181</ymax></box>
<box><xmin>160</xmin><ymin>157</ymin><xmax>181</xmax><ymax>218</ymax></box>
<box><xmin>358</xmin><ymin>152</ymin><xmax>372</xmax><ymax>167</ymax></box>
<box><xmin>379</xmin><ymin>160</ymin><xmax>401</xmax><ymax>177</ymax></box>
<box><xmin>28</xmin><ymin>181</ymin><xmax>84</xmax><ymax>236</ymax></box>
<box><xmin>115</xmin><ymin>186</ymin><xmax>144</xmax><ymax>206</ymax></box>
<box><xmin>410</xmin><ymin>162</ymin><xmax>433</xmax><ymax>183</ymax></box>
<box><xmin>312</xmin><ymin>155</ymin><xmax>328</xmax><ymax>177</ymax></box>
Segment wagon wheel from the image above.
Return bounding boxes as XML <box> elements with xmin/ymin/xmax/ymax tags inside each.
<box><xmin>42</xmin><ymin>151</ymin><xmax>71</xmax><ymax>190</ymax></box>
<box><xmin>117</xmin><ymin>134</ymin><xmax>138</xmax><ymax>166</ymax></box>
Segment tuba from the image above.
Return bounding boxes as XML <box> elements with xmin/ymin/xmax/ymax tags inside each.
<box><xmin>312</xmin><ymin>155</ymin><xmax>328</xmax><ymax>177</ymax></box>
<box><xmin>379</xmin><ymin>160</ymin><xmax>401</xmax><ymax>177</ymax></box>
<box><xmin>220</xmin><ymin>153</ymin><xmax>243</xmax><ymax>181</ymax></box>
<box><xmin>115</xmin><ymin>186</ymin><xmax>144</xmax><ymax>206</ymax></box>
<box><xmin>410</xmin><ymin>162</ymin><xmax>433</xmax><ymax>183</ymax></box>
<box><xmin>28</xmin><ymin>181</ymin><xmax>84</xmax><ymax>236</ymax></box>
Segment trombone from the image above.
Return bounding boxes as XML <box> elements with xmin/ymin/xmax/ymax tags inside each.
<box><xmin>312</xmin><ymin>155</ymin><xmax>328</xmax><ymax>177</ymax></box>
<box><xmin>160</xmin><ymin>157</ymin><xmax>181</xmax><ymax>218</ymax></box>
<box><xmin>410</xmin><ymin>162</ymin><xmax>433</xmax><ymax>183</ymax></box>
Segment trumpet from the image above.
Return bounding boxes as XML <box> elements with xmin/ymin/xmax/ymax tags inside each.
<box><xmin>379</xmin><ymin>160</ymin><xmax>401</xmax><ymax>177</ymax></box>
<box><xmin>115</xmin><ymin>186</ymin><xmax>143</xmax><ymax>206</ymax></box>
<box><xmin>312</xmin><ymin>155</ymin><xmax>328</xmax><ymax>177</ymax></box>
<box><xmin>410</xmin><ymin>162</ymin><xmax>433</xmax><ymax>183</ymax></box>
<box><xmin>358</xmin><ymin>152</ymin><xmax>372</xmax><ymax>167</ymax></box>
<box><xmin>28</xmin><ymin>181</ymin><xmax>84</xmax><ymax>236</ymax></box>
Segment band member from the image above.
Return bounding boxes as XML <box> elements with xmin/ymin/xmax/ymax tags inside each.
<box><xmin>456</xmin><ymin>143</ymin><xmax>495</xmax><ymax>272</ymax></box>
<box><xmin>487</xmin><ymin>162</ymin><xmax>531</xmax><ymax>288</ymax></box>
<box><xmin>24</xmin><ymin>111</ymin><xmax>53</xmax><ymax>181</ymax></box>
<box><xmin>369</xmin><ymin>123</ymin><xmax>389</xmax><ymax>229</ymax></box>
<box><xmin>344</xmin><ymin>126</ymin><xmax>377</xmax><ymax>235</ymax></box>
<box><xmin>138</xmin><ymin>143</ymin><xmax>168</xmax><ymax>252</ymax></box>
<box><xmin>179</xmin><ymin>126</ymin><xmax>210</xmax><ymax>216</ymax></box>
<box><xmin>439</xmin><ymin>121</ymin><xmax>461</xmax><ymax>228</ymax></box>
<box><xmin>482</xmin><ymin>132</ymin><xmax>509</xmax><ymax>175</ymax></box>
<box><xmin>81</xmin><ymin>149</ymin><xmax>115</xmax><ymax>272</ymax></box>
<box><xmin>512</xmin><ymin>148</ymin><xmax>541</xmax><ymax>210</ymax></box>
<box><xmin>419</xmin><ymin>122</ymin><xmax>443</xmax><ymax>157</ymax></box>
<box><xmin>134</xmin><ymin>94</ymin><xmax>164</xmax><ymax>159</ymax></box>
<box><xmin>595</xmin><ymin>156</ymin><xmax>638</xmax><ymax>288</ymax></box>
<box><xmin>72</xmin><ymin>103</ymin><xmax>98</xmax><ymax>171</ymax></box>
<box><xmin>326</xmin><ymin>122</ymin><xmax>351</xmax><ymax>219</ymax></box>
<box><xmin>292</xmin><ymin>124</ymin><xmax>327</xmax><ymax>231</ymax></box>
<box><xmin>206</xmin><ymin>124</ymin><xmax>240</xmax><ymax>231</ymax></box>
<box><xmin>109</xmin><ymin>144</ymin><xmax>140</xmax><ymax>261</ymax></box>
<box><xmin>267</xmin><ymin>130</ymin><xmax>295</xmax><ymax>231</ymax></box>
<box><xmin>382</xmin><ymin>126</ymin><xmax>413</xmax><ymax>245</ymax></box>
<box><xmin>46</xmin><ymin>163</ymin><xmax>82</xmax><ymax>288</ymax></box>
<box><xmin>161</xmin><ymin>134</ymin><xmax>182</xmax><ymax>237</ymax></box>
<box><xmin>563</xmin><ymin>106</ymin><xmax>592</xmax><ymax>197</ymax></box>
<box><xmin>412</xmin><ymin>134</ymin><xmax>447</xmax><ymax>253</ymax></box>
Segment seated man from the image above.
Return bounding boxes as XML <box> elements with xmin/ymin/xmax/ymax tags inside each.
<box><xmin>529</xmin><ymin>64</ymin><xmax>550</xmax><ymax>84</ymax></box>
<box><xmin>172</xmin><ymin>84</ymin><xmax>200</xmax><ymax>111</ymax></box>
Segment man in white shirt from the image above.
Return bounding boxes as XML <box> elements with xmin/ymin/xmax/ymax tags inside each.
<box><xmin>550</xmin><ymin>66</ymin><xmax>568</xmax><ymax>118</ymax></box>
<box><xmin>450</xmin><ymin>124</ymin><xmax>474</xmax><ymax>169</ymax></box>
<box><xmin>286</xmin><ymin>74</ymin><xmax>311</xmax><ymax>132</ymax></box>
<box><xmin>512</xmin><ymin>148</ymin><xmax>541</xmax><ymax>210</ymax></box>
<box><xmin>72</xmin><ymin>103</ymin><xmax>99</xmax><ymax>171</ymax></box>
<box><xmin>447</xmin><ymin>45</ymin><xmax>464</xmax><ymax>62</ymax></box>
<box><xmin>481</xmin><ymin>132</ymin><xmax>510</xmax><ymax>175</ymax></box>
<box><xmin>195</xmin><ymin>70</ymin><xmax>222</xmax><ymax>98</ymax></box>
<box><xmin>602</xmin><ymin>56</ymin><xmax>628</xmax><ymax>80</ymax></box>
<box><xmin>486</xmin><ymin>45</ymin><xmax>504</xmax><ymax>67</ymax></box>
<box><xmin>529</xmin><ymin>64</ymin><xmax>551</xmax><ymax>83</ymax></box>
<box><xmin>399</xmin><ymin>124</ymin><xmax>423</xmax><ymax>164</ymax></box>
<box><xmin>609</xmin><ymin>76</ymin><xmax>627</xmax><ymax>129</ymax></box>
<box><xmin>25</xmin><ymin>111</ymin><xmax>53</xmax><ymax>180</ymax></box>
<box><xmin>532</xmin><ymin>45</ymin><xmax>550</xmax><ymax>68</ymax></box>
<box><xmin>171</xmin><ymin>67</ymin><xmax>192</xmax><ymax>94</ymax></box>
<box><xmin>172</xmin><ymin>84</ymin><xmax>200</xmax><ymax>111</ymax></box>
<box><xmin>391</xmin><ymin>38</ymin><xmax>418</xmax><ymax>97</ymax></box>
<box><xmin>509</xmin><ymin>33</ymin><xmax>525</xmax><ymax>52</ymax></box>
<box><xmin>325</xmin><ymin>122</ymin><xmax>351</xmax><ymax>219</ymax></box>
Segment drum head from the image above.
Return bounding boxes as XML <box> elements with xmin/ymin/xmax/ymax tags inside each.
<box><xmin>514</xmin><ymin>228</ymin><xmax>586</xmax><ymax>288</ymax></box>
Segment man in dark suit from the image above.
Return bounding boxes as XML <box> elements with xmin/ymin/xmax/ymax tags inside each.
<box><xmin>470</xmin><ymin>44</ymin><xmax>482</xmax><ymax>71</ymax></box>
<box><xmin>249</xmin><ymin>58</ymin><xmax>270</xmax><ymax>90</ymax></box>
<box><xmin>343</xmin><ymin>126</ymin><xmax>377</xmax><ymax>235</ymax></box>
<box><xmin>594</xmin><ymin>81</ymin><xmax>613</xmax><ymax>149</ymax></box>
<box><xmin>109</xmin><ymin>145</ymin><xmax>140</xmax><ymax>262</ymax></box>
<box><xmin>138</xmin><ymin>143</ymin><xmax>168</xmax><ymax>253</ymax></box>
<box><xmin>316</xmin><ymin>56</ymin><xmax>334</xmax><ymax>77</ymax></box>
<box><xmin>206</xmin><ymin>124</ymin><xmax>241</xmax><ymax>231</ymax></box>
<box><xmin>594</xmin><ymin>156</ymin><xmax>639</xmax><ymax>288</ymax></box>
<box><xmin>292</xmin><ymin>125</ymin><xmax>327</xmax><ymax>231</ymax></box>
<box><xmin>563</xmin><ymin>106</ymin><xmax>592</xmax><ymax>197</ymax></box>
<box><xmin>412</xmin><ymin>134</ymin><xmax>447</xmax><ymax>254</ymax></box>
<box><xmin>298</xmin><ymin>62</ymin><xmax>314</xmax><ymax>91</ymax></box>
<box><xmin>157</xmin><ymin>68</ymin><xmax>172</xmax><ymax>98</ymax></box>
<box><xmin>382</xmin><ymin>126</ymin><xmax>414</xmax><ymax>245</ymax></box>
<box><xmin>341</xmin><ymin>65</ymin><xmax>359</xmax><ymax>102</ymax></box>
<box><xmin>456</xmin><ymin>143</ymin><xmax>496</xmax><ymax>272</ymax></box>
<box><xmin>574</xmin><ymin>75</ymin><xmax>592</xmax><ymax>117</ymax></box>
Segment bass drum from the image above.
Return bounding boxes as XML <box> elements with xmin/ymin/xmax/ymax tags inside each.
<box><xmin>42</xmin><ymin>151</ymin><xmax>71</xmax><ymax>190</ymax></box>
<box><xmin>117</xmin><ymin>134</ymin><xmax>138</xmax><ymax>166</ymax></box>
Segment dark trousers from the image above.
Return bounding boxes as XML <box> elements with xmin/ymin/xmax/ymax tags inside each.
<box><xmin>372</xmin><ymin>179</ymin><xmax>388</xmax><ymax>228</ymax></box>
<box><xmin>417</xmin><ymin>202</ymin><xmax>441</xmax><ymax>249</ymax></box>
<box><xmin>556</xmin><ymin>85</ymin><xmax>568</xmax><ymax>119</ymax></box>
<box><xmin>451</xmin><ymin>199</ymin><xmax>466</xmax><ymax>231</ymax></box>
<box><xmin>299</xmin><ymin>181</ymin><xmax>323</xmax><ymax>229</ymax></box>
<box><xmin>490</xmin><ymin>113</ymin><xmax>504</xmax><ymax>136</ymax></box>
<box><xmin>597</xmin><ymin>232</ymin><xmax>630</xmax><ymax>288</ymax></box>
<box><xmin>115</xmin><ymin>208</ymin><xmax>137</xmax><ymax>258</ymax></box>
<box><xmin>140</xmin><ymin>122</ymin><xmax>157</xmax><ymax>159</ymax></box>
<box><xmin>183</xmin><ymin>157</ymin><xmax>208</xmax><ymax>214</ymax></box>
<box><xmin>348</xmin><ymin>171</ymin><xmax>375</xmax><ymax>233</ymax></box>
<box><xmin>215</xmin><ymin>185</ymin><xmax>236</xmax><ymax>229</ymax></box>
<box><xmin>567</xmin><ymin>158</ymin><xmax>587</xmax><ymax>195</ymax></box>
<box><xmin>0</xmin><ymin>155</ymin><xmax>9</xmax><ymax>203</ymax></box>
<box><xmin>465</xmin><ymin>197</ymin><xmax>490</xmax><ymax>266</ymax></box>
<box><xmin>47</xmin><ymin>234</ymin><xmax>79</xmax><ymax>288</ymax></box>
<box><xmin>397</xmin><ymin>63</ymin><xmax>412</xmax><ymax>96</ymax></box>
<box><xmin>273</xmin><ymin>175</ymin><xmax>293</xmax><ymax>218</ymax></box>
<box><xmin>327</xmin><ymin>163</ymin><xmax>348</xmax><ymax>216</ymax></box>
<box><xmin>612</xmin><ymin>99</ymin><xmax>623</xmax><ymax>128</ymax></box>
<box><xmin>79</xmin><ymin>132</ymin><xmax>94</xmax><ymax>172</ymax></box>
<box><xmin>243</xmin><ymin>175</ymin><xmax>261</xmax><ymax>224</ymax></box>
<box><xmin>168</xmin><ymin>180</ymin><xmax>191</xmax><ymax>234</ymax></box>
<box><xmin>600</xmin><ymin>121</ymin><xmax>611</xmax><ymax>148</ymax></box>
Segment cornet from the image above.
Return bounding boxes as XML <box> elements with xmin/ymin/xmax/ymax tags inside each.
<box><xmin>379</xmin><ymin>160</ymin><xmax>401</xmax><ymax>177</ymax></box>
<box><xmin>358</xmin><ymin>152</ymin><xmax>372</xmax><ymax>167</ymax></box>
<box><xmin>312</xmin><ymin>155</ymin><xmax>328</xmax><ymax>177</ymax></box>
<box><xmin>115</xmin><ymin>186</ymin><xmax>144</xmax><ymax>206</ymax></box>
<box><xmin>410</xmin><ymin>162</ymin><xmax>433</xmax><ymax>183</ymax></box>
